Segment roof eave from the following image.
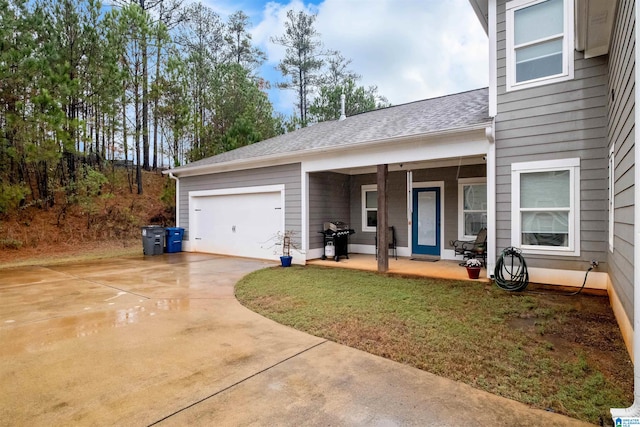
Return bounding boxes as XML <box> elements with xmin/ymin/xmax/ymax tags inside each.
<box><xmin>163</xmin><ymin>121</ymin><xmax>493</xmax><ymax>178</ymax></box>
<box><xmin>468</xmin><ymin>0</ymin><xmax>489</xmax><ymax>35</ymax></box>
<box><xmin>575</xmin><ymin>0</ymin><xmax>618</xmax><ymax>58</ymax></box>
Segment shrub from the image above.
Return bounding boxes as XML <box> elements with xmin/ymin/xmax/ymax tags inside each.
<box><xmin>0</xmin><ymin>238</ymin><xmax>23</xmax><ymax>250</ymax></box>
<box><xmin>0</xmin><ymin>183</ymin><xmax>30</xmax><ymax>214</ymax></box>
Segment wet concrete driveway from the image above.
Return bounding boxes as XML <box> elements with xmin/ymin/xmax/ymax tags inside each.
<box><xmin>1</xmin><ymin>253</ymin><xmax>590</xmax><ymax>426</ymax></box>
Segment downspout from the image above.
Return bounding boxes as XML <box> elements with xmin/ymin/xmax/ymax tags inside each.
<box><xmin>486</xmin><ymin>0</ymin><xmax>497</xmax><ymax>279</ymax></box>
<box><xmin>610</xmin><ymin>0</ymin><xmax>640</xmax><ymax>420</ymax></box>
<box><xmin>485</xmin><ymin>121</ymin><xmax>496</xmax><ymax>278</ymax></box>
<box><xmin>301</xmin><ymin>165</ymin><xmax>309</xmax><ymax>263</ymax></box>
<box><xmin>168</xmin><ymin>172</ymin><xmax>179</xmax><ymax>228</ymax></box>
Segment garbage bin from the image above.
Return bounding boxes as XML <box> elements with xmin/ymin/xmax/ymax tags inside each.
<box><xmin>165</xmin><ymin>227</ymin><xmax>184</xmax><ymax>253</ymax></box>
<box><xmin>141</xmin><ymin>225</ymin><xmax>165</xmax><ymax>255</ymax></box>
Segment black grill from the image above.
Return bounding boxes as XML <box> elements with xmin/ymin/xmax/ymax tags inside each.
<box><xmin>319</xmin><ymin>221</ymin><xmax>355</xmax><ymax>262</ymax></box>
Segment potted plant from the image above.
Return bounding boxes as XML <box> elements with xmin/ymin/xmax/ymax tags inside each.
<box><xmin>464</xmin><ymin>258</ymin><xmax>483</xmax><ymax>279</ymax></box>
<box><xmin>280</xmin><ymin>234</ymin><xmax>293</xmax><ymax>267</ymax></box>
<box><xmin>263</xmin><ymin>230</ymin><xmax>299</xmax><ymax>267</ymax></box>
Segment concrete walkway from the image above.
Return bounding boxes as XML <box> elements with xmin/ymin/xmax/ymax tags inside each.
<box><xmin>0</xmin><ymin>253</ymin><xmax>590</xmax><ymax>426</ymax></box>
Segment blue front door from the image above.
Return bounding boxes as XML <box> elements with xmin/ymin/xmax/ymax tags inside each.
<box><xmin>412</xmin><ymin>187</ymin><xmax>441</xmax><ymax>256</ymax></box>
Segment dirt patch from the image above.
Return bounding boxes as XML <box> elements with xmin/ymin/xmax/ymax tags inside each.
<box><xmin>506</xmin><ymin>286</ymin><xmax>633</xmax><ymax>424</ymax></box>
<box><xmin>0</xmin><ymin>170</ymin><xmax>171</xmax><ymax>268</ymax></box>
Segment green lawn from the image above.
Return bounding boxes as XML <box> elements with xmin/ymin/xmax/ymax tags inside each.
<box><xmin>235</xmin><ymin>265</ymin><xmax>633</xmax><ymax>425</ymax></box>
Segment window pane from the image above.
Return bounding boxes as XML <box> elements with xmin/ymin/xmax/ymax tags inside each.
<box><xmin>367</xmin><ymin>210</ymin><xmax>377</xmax><ymax>228</ymax></box>
<box><xmin>463</xmin><ymin>184</ymin><xmax>487</xmax><ymax>210</ymax></box>
<box><xmin>522</xmin><ymin>211</ymin><xmax>569</xmax><ymax>247</ymax></box>
<box><xmin>515</xmin><ymin>39</ymin><xmax>563</xmax><ymax>82</ymax></box>
<box><xmin>464</xmin><ymin>212</ymin><xmax>487</xmax><ymax>236</ymax></box>
<box><xmin>417</xmin><ymin>191</ymin><xmax>436</xmax><ymax>246</ymax></box>
<box><xmin>522</xmin><ymin>232</ymin><xmax>568</xmax><ymax>246</ymax></box>
<box><xmin>514</xmin><ymin>0</ymin><xmax>563</xmax><ymax>45</ymax></box>
<box><xmin>521</xmin><ymin>170</ymin><xmax>570</xmax><ymax>208</ymax></box>
<box><xmin>365</xmin><ymin>191</ymin><xmax>377</xmax><ymax>209</ymax></box>
<box><xmin>522</xmin><ymin>211</ymin><xmax>568</xmax><ymax>233</ymax></box>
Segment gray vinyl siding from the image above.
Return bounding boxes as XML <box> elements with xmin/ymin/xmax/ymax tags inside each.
<box><xmin>494</xmin><ymin>0</ymin><xmax>609</xmax><ymax>271</ymax></box>
<box><xmin>309</xmin><ymin>172</ymin><xmax>351</xmax><ymax>249</ymax></box>
<box><xmin>413</xmin><ymin>165</ymin><xmax>486</xmax><ymax>249</ymax></box>
<box><xmin>349</xmin><ymin>172</ymin><xmax>409</xmax><ymax>248</ymax></box>
<box><xmin>178</xmin><ymin>163</ymin><xmax>301</xmax><ymax>241</ymax></box>
<box><xmin>607</xmin><ymin>0</ymin><xmax>635</xmax><ymax>324</ymax></box>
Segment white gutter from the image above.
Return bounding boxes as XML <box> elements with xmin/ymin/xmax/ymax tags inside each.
<box><xmin>610</xmin><ymin>0</ymin><xmax>640</xmax><ymax>421</ymax></box>
<box><xmin>168</xmin><ymin>172</ymin><xmax>179</xmax><ymax>228</ymax></box>
<box><xmin>163</xmin><ymin>122</ymin><xmax>492</xmax><ymax>178</ymax></box>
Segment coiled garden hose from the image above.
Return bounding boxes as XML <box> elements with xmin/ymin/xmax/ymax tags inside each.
<box><xmin>494</xmin><ymin>247</ymin><xmax>529</xmax><ymax>292</ymax></box>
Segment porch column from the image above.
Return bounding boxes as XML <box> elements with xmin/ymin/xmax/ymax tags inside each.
<box><xmin>377</xmin><ymin>164</ymin><xmax>388</xmax><ymax>272</ymax></box>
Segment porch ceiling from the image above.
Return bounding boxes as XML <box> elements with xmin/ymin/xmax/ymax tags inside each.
<box><xmin>324</xmin><ymin>155</ymin><xmax>486</xmax><ymax>176</ymax></box>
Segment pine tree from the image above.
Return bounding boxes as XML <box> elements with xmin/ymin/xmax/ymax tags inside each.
<box><xmin>271</xmin><ymin>9</ymin><xmax>327</xmax><ymax>127</ymax></box>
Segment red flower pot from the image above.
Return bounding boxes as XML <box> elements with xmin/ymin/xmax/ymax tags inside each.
<box><xmin>466</xmin><ymin>266</ymin><xmax>481</xmax><ymax>279</ymax></box>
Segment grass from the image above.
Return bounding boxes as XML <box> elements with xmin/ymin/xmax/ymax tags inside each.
<box><xmin>236</xmin><ymin>265</ymin><xmax>633</xmax><ymax>425</ymax></box>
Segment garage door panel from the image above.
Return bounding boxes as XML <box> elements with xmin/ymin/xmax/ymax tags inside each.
<box><xmin>191</xmin><ymin>192</ymin><xmax>283</xmax><ymax>260</ymax></box>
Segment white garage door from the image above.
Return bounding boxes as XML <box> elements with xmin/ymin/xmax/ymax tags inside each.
<box><xmin>190</xmin><ymin>190</ymin><xmax>283</xmax><ymax>260</ymax></box>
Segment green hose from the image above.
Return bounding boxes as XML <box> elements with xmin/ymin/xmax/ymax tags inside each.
<box><xmin>494</xmin><ymin>247</ymin><xmax>529</xmax><ymax>292</ymax></box>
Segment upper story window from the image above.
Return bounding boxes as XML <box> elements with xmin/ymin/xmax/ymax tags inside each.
<box><xmin>506</xmin><ymin>0</ymin><xmax>574</xmax><ymax>91</ymax></box>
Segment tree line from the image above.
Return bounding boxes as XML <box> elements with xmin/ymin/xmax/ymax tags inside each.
<box><xmin>0</xmin><ymin>0</ymin><xmax>389</xmax><ymax>214</ymax></box>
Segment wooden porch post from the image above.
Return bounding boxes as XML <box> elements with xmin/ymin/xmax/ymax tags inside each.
<box><xmin>377</xmin><ymin>164</ymin><xmax>388</xmax><ymax>272</ymax></box>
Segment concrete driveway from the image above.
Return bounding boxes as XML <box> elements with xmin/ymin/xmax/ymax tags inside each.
<box><xmin>0</xmin><ymin>253</ymin><xmax>590</xmax><ymax>426</ymax></box>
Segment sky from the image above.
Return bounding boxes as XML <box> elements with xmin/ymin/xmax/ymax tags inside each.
<box><xmin>202</xmin><ymin>0</ymin><xmax>489</xmax><ymax>117</ymax></box>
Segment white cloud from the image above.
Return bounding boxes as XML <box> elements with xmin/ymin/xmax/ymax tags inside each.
<box><xmin>314</xmin><ymin>0</ymin><xmax>488</xmax><ymax>104</ymax></box>
<box><xmin>243</xmin><ymin>0</ymin><xmax>488</xmax><ymax>113</ymax></box>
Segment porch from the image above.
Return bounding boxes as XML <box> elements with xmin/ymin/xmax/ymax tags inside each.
<box><xmin>307</xmin><ymin>254</ymin><xmax>491</xmax><ymax>283</ymax></box>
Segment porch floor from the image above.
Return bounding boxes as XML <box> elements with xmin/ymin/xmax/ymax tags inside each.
<box><xmin>307</xmin><ymin>254</ymin><xmax>490</xmax><ymax>283</ymax></box>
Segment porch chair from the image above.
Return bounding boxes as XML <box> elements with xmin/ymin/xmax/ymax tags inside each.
<box><xmin>450</xmin><ymin>228</ymin><xmax>487</xmax><ymax>266</ymax></box>
<box><xmin>375</xmin><ymin>226</ymin><xmax>398</xmax><ymax>260</ymax></box>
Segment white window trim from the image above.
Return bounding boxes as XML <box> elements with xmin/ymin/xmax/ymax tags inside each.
<box><xmin>505</xmin><ymin>0</ymin><xmax>574</xmax><ymax>92</ymax></box>
<box><xmin>511</xmin><ymin>158</ymin><xmax>580</xmax><ymax>256</ymax></box>
<box><xmin>361</xmin><ymin>184</ymin><xmax>377</xmax><ymax>233</ymax></box>
<box><xmin>458</xmin><ymin>177</ymin><xmax>487</xmax><ymax>240</ymax></box>
<box><xmin>609</xmin><ymin>145</ymin><xmax>615</xmax><ymax>252</ymax></box>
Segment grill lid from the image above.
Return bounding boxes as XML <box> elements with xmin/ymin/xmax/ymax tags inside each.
<box><xmin>323</xmin><ymin>221</ymin><xmax>349</xmax><ymax>232</ymax></box>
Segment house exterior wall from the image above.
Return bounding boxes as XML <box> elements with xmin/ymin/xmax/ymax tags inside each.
<box><xmin>178</xmin><ymin>163</ymin><xmax>302</xmax><ymax>242</ymax></box>
<box><xmin>494</xmin><ymin>0</ymin><xmax>609</xmax><ymax>271</ymax></box>
<box><xmin>607</xmin><ymin>0</ymin><xmax>635</xmax><ymax>325</ymax></box>
<box><xmin>349</xmin><ymin>171</ymin><xmax>409</xmax><ymax>248</ymax></box>
<box><xmin>309</xmin><ymin>172</ymin><xmax>351</xmax><ymax>250</ymax></box>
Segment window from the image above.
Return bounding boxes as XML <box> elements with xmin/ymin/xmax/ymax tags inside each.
<box><xmin>505</xmin><ymin>0</ymin><xmax>574</xmax><ymax>91</ymax></box>
<box><xmin>458</xmin><ymin>178</ymin><xmax>487</xmax><ymax>239</ymax></box>
<box><xmin>511</xmin><ymin>158</ymin><xmax>580</xmax><ymax>256</ymax></box>
<box><xmin>362</xmin><ymin>185</ymin><xmax>377</xmax><ymax>232</ymax></box>
<box><xmin>609</xmin><ymin>145</ymin><xmax>615</xmax><ymax>252</ymax></box>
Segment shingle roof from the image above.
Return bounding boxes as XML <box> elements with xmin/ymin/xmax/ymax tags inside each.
<box><xmin>174</xmin><ymin>87</ymin><xmax>490</xmax><ymax>170</ymax></box>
